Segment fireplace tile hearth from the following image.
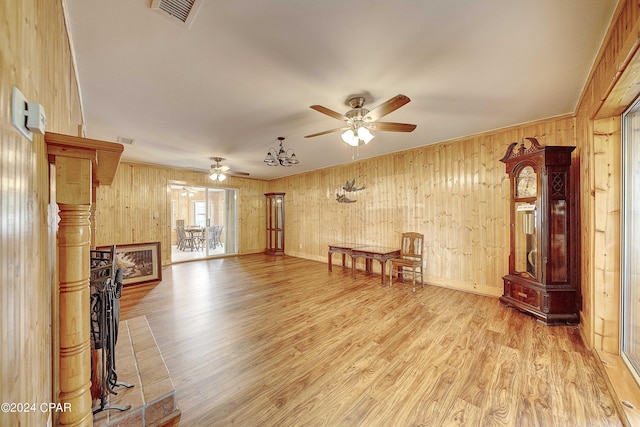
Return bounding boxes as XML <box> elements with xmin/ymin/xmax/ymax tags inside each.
<box><xmin>93</xmin><ymin>316</ymin><xmax>181</xmax><ymax>426</ymax></box>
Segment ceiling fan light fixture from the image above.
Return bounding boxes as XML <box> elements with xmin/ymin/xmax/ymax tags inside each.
<box><xmin>208</xmin><ymin>156</ymin><xmax>248</xmax><ymax>180</ymax></box>
<box><xmin>341</xmin><ymin>129</ymin><xmax>358</xmax><ymax>146</ymax></box>
<box><xmin>357</xmin><ymin>126</ymin><xmax>374</xmax><ymax>144</ymax></box>
<box><xmin>181</xmin><ymin>187</ymin><xmax>196</xmax><ymax>197</ymax></box>
<box><xmin>209</xmin><ymin>171</ymin><xmax>227</xmax><ymax>182</ymax></box>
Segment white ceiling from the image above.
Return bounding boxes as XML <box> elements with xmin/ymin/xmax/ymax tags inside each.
<box><xmin>63</xmin><ymin>0</ymin><xmax>618</xmax><ymax>180</ymax></box>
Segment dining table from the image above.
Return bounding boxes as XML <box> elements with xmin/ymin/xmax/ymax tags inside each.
<box><xmin>350</xmin><ymin>246</ymin><xmax>401</xmax><ymax>285</ymax></box>
<box><xmin>327</xmin><ymin>243</ymin><xmax>362</xmax><ymax>271</ymax></box>
<box><xmin>185</xmin><ymin>227</ymin><xmax>204</xmax><ymax>250</ymax></box>
<box><xmin>328</xmin><ymin>243</ymin><xmax>400</xmax><ymax>285</ymax></box>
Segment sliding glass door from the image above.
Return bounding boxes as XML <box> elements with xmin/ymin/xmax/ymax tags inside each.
<box><xmin>622</xmin><ymin>101</ymin><xmax>640</xmax><ymax>384</ymax></box>
<box><xmin>170</xmin><ymin>183</ymin><xmax>238</xmax><ymax>263</ymax></box>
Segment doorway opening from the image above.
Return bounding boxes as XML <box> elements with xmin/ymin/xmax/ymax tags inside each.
<box><xmin>169</xmin><ymin>183</ymin><xmax>238</xmax><ymax>263</ymax></box>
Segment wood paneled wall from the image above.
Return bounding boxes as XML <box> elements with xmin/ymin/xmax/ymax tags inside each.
<box><xmin>573</xmin><ymin>0</ymin><xmax>639</xmax><ymax>353</ymax></box>
<box><xmin>2</xmin><ymin>0</ymin><xmax>640</xmax><ymax>425</ymax></box>
<box><xmin>271</xmin><ymin>116</ymin><xmax>576</xmax><ymax>297</ymax></box>
<box><xmin>570</xmin><ymin>3</ymin><xmax>640</xmax><ymax>422</ymax></box>
<box><xmin>1</xmin><ymin>1</ymin><xmax>84</xmax><ymax>426</ymax></box>
<box><xmin>592</xmin><ymin>117</ymin><xmax>621</xmax><ymax>352</ymax></box>
<box><xmin>94</xmin><ymin>162</ymin><xmax>269</xmax><ymax>264</ymax></box>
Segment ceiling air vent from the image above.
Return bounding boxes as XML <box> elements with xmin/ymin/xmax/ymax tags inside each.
<box><xmin>117</xmin><ymin>136</ymin><xmax>135</xmax><ymax>145</ymax></box>
<box><xmin>150</xmin><ymin>0</ymin><xmax>203</xmax><ymax>27</ymax></box>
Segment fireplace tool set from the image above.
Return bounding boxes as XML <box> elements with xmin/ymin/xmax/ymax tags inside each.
<box><xmin>90</xmin><ymin>246</ymin><xmax>134</xmax><ymax>414</ymax></box>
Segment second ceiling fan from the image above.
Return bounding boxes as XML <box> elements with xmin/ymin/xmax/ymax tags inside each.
<box><xmin>305</xmin><ymin>94</ymin><xmax>417</xmax><ymax>146</ymax></box>
<box><xmin>209</xmin><ymin>157</ymin><xmax>249</xmax><ymax>182</ymax></box>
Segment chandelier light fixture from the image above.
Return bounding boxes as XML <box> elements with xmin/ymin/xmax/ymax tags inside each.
<box><xmin>264</xmin><ymin>137</ymin><xmax>299</xmax><ymax>167</ymax></box>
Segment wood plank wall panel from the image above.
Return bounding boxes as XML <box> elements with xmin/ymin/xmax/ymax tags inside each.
<box><xmin>593</xmin><ymin>117</ymin><xmax>621</xmax><ymax>353</ymax></box>
<box><xmin>271</xmin><ymin>116</ymin><xmax>576</xmax><ymax>297</ymax></box>
<box><xmin>93</xmin><ymin>162</ymin><xmax>269</xmax><ymax>265</ymax></box>
<box><xmin>0</xmin><ymin>0</ymin><xmax>635</xmax><ymax>425</ymax></box>
<box><xmin>1</xmin><ymin>1</ymin><xmax>84</xmax><ymax>426</ymax></box>
<box><xmin>574</xmin><ymin>113</ymin><xmax>595</xmax><ymax>339</ymax></box>
<box><xmin>574</xmin><ymin>0</ymin><xmax>638</xmax><ymax>350</ymax></box>
<box><xmin>572</xmin><ymin>6</ymin><xmax>640</xmax><ymax>422</ymax></box>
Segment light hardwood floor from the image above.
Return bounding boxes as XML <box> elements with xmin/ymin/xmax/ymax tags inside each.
<box><xmin>119</xmin><ymin>254</ymin><xmax>623</xmax><ymax>426</ymax></box>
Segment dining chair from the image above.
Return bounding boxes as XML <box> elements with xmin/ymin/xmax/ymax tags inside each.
<box><xmin>192</xmin><ymin>228</ymin><xmax>204</xmax><ymax>251</ymax></box>
<box><xmin>389</xmin><ymin>232</ymin><xmax>425</xmax><ymax>292</ymax></box>
<box><xmin>176</xmin><ymin>226</ymin><xmax>185</xmax><ymax>250</ymax></box>
<box><xmin>176</xmin><ymin>226</ymin><xmax>195</xmax><ymax>251</ymax></box>
<box><xmin>207</xmin><ymin>225</ymin><xmax>218</xmax><ymax>249</ymax></box>
<box><xmin>214</xmin><ymin>225</ymin><xmax>224</xmax><ymax>249</ymax></box>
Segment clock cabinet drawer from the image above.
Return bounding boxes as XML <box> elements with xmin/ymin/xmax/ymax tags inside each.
<box><xmin>504</xmin><ymin>280</ymin><xmax>542</xmax><ymax>310</ymax></box>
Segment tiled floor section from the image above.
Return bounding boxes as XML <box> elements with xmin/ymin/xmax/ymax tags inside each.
<box><xmin>93</xmin><ymin>316</ymin><xmax>181</xmax><ymax>426</ymax></box>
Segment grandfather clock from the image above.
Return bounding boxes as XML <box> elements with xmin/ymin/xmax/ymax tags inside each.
<box><xmin>500</xmin><ymin>138</ymin><xmax>579</xmax><ymax>325</ymax></box>
<box><xmin>265</xmin><ymin>192</ymin><xmax>285</xmax><ymax>255</ymax></box>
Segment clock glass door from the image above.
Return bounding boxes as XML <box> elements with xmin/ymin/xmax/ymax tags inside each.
<box><xmin>514</xmin><ymin>201</ymin><xmax>539</xmax><ymax>279</ymax></box>
<box><xmin>549</xmin><ymin>199</ymin><xmax>568</xmax><ymax>282</ymax></box>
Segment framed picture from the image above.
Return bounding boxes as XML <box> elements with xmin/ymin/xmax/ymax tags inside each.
<box><xmin>99</xmin><ymin>242</ymin><xmax>162</xmax><ymax>286</ymax></box>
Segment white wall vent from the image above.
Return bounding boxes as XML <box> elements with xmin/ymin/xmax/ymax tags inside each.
<box><xmin>150</xmin><ymin>0</ymin><xmax>203</xmax><ymax>27</ymax></box>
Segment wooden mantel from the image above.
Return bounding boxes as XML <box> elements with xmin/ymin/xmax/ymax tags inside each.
<box><xmin>45</xmin><ymin>132</ymin><xmax>123</xmax><ymax>426</ymax></box>
<box><xmin>45</xmin><ymin>132</ymin><xmax>124</xmax><ymax>186</ymax></box>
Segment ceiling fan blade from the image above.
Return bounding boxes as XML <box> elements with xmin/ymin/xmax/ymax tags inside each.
<box><xmin>219</xmin><ymin>165</ymin><xmax>230</xmax><ymax>172</ymax></box>
<box><xmin>370</xmin><ymin>122</ymin><xmax>417</xmax><ymax>132</ymax></box>
<box><xmin>229</xmin><ymin>170</ymin><xmax>250</xmax><ymax>176</ymax></box>
<box><xmin>365</xmin><ymin>94</ymin><xmax>411</xmax><ymax>121</ymax></box>
<box><xmin>310</xmin><ymin>105</ymin><xmax>348</xmax><ymax>121</ymax></box>
<box><xmin>305</xmin><ymin>127</ymin><xmax>348</xmax><ymax>138</ymax></box>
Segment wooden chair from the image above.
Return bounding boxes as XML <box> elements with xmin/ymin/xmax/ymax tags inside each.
<box><xmin>389</xmin><ymin>232</ymin><xmax>424</xmax><ymax>292</ymax></box>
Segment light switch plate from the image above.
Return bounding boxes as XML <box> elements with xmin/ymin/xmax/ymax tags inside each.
<box><xmin>11</xmin><ymin>86</ymin><xmax>33</xmax><ymax>141</ymax></box>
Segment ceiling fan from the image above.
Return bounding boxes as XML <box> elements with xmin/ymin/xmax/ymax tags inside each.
<box><xmin>305</xmin><ymin>94</ymin><xmax>417</xmax><ymax>146</ymax></box>
<box><xmin>181</xmin><ymin>186</ymin><xmax>200</xmax><ymax>196</ymax></box>
<box><xmin>209</xmin><ymin>157</ymin><xmax>249</xmax><ymax>181</ymax></box>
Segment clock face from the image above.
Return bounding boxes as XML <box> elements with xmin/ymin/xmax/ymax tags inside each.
<box><xmin>516</xmin><ymin>165</ymin><xmax>537</xmax><ymax>198</ymax></box>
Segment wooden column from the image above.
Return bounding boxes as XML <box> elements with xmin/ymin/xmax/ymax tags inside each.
<box><xmin>45</xmin><ymin>132</ymin><xmax>123</xmax><ymax>425</ymax></box>
<box><xmin>56</xmin><ymin>156</ymin><xmax>93</xmax><ymax>426</ymax></box>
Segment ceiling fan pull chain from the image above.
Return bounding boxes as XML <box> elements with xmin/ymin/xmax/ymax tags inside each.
<box><xmin>351</xmin><ymin>145</ymin><xmax>359</xmax><ymax>161</ymax></box>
